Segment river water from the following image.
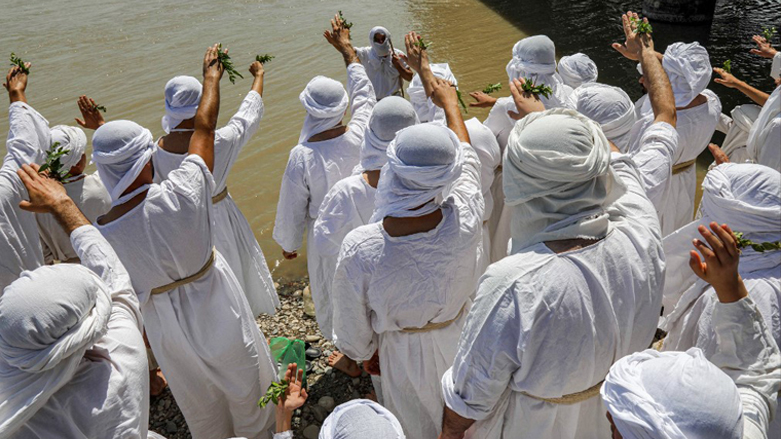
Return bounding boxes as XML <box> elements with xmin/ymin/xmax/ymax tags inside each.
<box><xmin>1</xmin><ymin>0</ymin><xmax>778</xmax><ymax>279</ymax></box>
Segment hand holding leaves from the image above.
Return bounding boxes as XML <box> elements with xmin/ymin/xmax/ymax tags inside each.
<box><xmin>750</xmin><ymin>33</ymin><xmax>778</xmax><ymax>59</ymax></box>
<box><xmin>217</xmin><ymin>44</ymin><xmax>243</xmax><ymax>84</ymax></box>
<box><xmin>507</xmin><ymin>78</ymin><xmax>545</xmax><ymax>120</ymax></box>
<box><xmin>17</xmin><ymin>163</ymin><xmax>71</xmax><ymax>213</ymax></box>
<box><xmin>404</xmin><ymin>31</ymin><xmax>426</xmax><ymax>73</ymax></box>
<box><xmin>75</xmin><ymin>95</ymin><xmax>106</xmax><ymax>130</ymax></box>
<box><xmin>612</xmin><ymin>11</ymin><xmax>654</xmax><ymax>61</ymax></box>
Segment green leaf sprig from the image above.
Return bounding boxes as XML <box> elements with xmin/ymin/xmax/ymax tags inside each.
<box><xmin>38</xmin><ymin>142</ymin><xmax>72</xmax><ymax>182</ymax></box>
<box><xmin>217</xmin><ymin>44</ymin><xmax>244</xmax><ymax>84</ymax></box>
<box><xmin>630</xmin><ymin>16</ymin><xmax>653</xmax><ymax>35</ymax></box>
<box><xmin>413</xmin><ymin>37</ymin><xmax>431</xmax><ymax>50</ymax></box>
<box><xmin>92</xmin><ymin>103</ymin><xmax>107</xmax><ymax>113</ymax></box>
<box><xmin>338</xmin><ymin>11</ymin><xmax>353</xmax><ymax>39</ymax></box>
<box><xmin>256</xmin><ymin>54</ymin><xmax>274</xmax><ymax>64</ymax></box>
<box><xmin>519</xmin><ymin>78</ymin><xmax>553</xmax><ymax>99</ymax></box>
<box><xmin>9</xmin><ymin>53</ymin><xmax>30</xmax><ymax>75</ymax></box>
<box><xmin>456</xmin><ymin>89</ymin><xmax>468</xmax><ymax>113</ymax></box>
<box><xmin>723</xmin><ymin>59</ymin><xmax>732</xmax><ymax>74</ymax></box>
<box><xmin>734</xmin><ymin>232</ymin><xmax>780</xmax><ymax>253</ymax></box>
<box><xmin>762</xmin><ymin>27</ymin><xmax>777</xmax><ymax>42</ymax></box>
<box><xmin>482</xmin><ymin>83</ymin><xmax>502</xmax><ymax>94</ymax></box>
<box><xmin>257</xmin><ymin>380</ymin><xmax>288</xmax><ymax>408</ymax></box>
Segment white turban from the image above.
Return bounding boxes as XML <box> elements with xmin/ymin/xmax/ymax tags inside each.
<box><xmin>746</xmin><ymin>85</ymin><xmax>781</xmax><ymax>170</ymax></box>
<box><xmin>503</xmin><ymin>108</ymin><xmax>625</xmax><ymax>252</ymax></box>
<box><xmin>369</xmin><ymin>26</ymin><xmax>392</xmax><ymax>58</ymax></box>
<box><xmin>371</xmin><ymin>123</ymin><xmax>463</xmax><ymax>222</ymax></box>
<box><xmin>601</xmin><ymin>348</ymin><xmax>743</xmax><ymax>439</ymax></box>
<box><xmin>637</xmin><ymin>42</ymin><xmax>711</xmax><ymax>108</ymax></box>
<box><xmin>299</xmin><ymin>76</ymin><xmax>349</xmax><ymax>144</ymax></box>
<box><xmin>359</xmin><ymin>96</ymin><xmax>419</xmax><ymax>172</ymax></box>
<box><xmin>557</xmin><ymin>53</ymin><xmax>598</xmax><ymax>89</ymax></box>
<box><xmin>91</xmin><ymin>120</ymin><xmax>156</xmax><ymax>206</ymax></box>
<box><xmin>505</xmin><ymin>35</ymin><xmax>571</xmax><ymax>108</ymax></box>
<box><xmin>407</xmin><ymin>63</ymin><xmax>457</xmax><ymax>124</ymax></box>
<box><xmin>50</xmin><ymin>125</ymin><xmax>88</xmax><ymax>170</ymax></box>
<box><xmin>0</xmin><ymin>265</ymin><xmax>112</xmax><ymax>436</ymax></box>
<box><xmin>162</xmin><ymin>75</ymin><xmax>202</xmax><ymax>134</ymax></box>
<box><xmin>567</xmin><ymin>83</ymin><xmax>636</xmax><ymax>152</ymax></box>
<box><xmin>319</xmin><ymin>399</ymin><xmax>405</xmax><ymax>439</ymax></box>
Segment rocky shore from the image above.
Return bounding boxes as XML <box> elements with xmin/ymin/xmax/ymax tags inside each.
<box><xmin>148</xmin><ymin>279</ymin><xmax>376</xmax><ymax>439</ymax></box>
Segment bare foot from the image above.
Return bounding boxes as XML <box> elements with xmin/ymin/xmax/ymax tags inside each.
<box><xmin>328</xmin><ymin>351</ymin><xmax>362</xmax><ymax>378</ymax></box>
<box><xmin>364</xmin><ymin>389</ymin><xmax>378</xmax><ymax>402</ymax></box>
<box><xmin>150</xmin><ymin>368</ymin><xmax>168</xmax><ymax>397</ymax></box>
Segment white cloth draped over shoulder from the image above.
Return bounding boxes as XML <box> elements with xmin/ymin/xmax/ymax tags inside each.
<box><xmin>319</xmin><ymin>399</ymin><xmax>406</xmax><ymax>439</ymax></box>
<box><xmin>557</xmin><ymin>53</ymin><xmax>598</xmax><ymax>89</ymax></box>
<box><xmin>1</xmin><ymin>102</ymin><xmax>48</xmax><ymax>289</ymax></box>
<box><xmin>0</xmin><ymin>225</ymin><xmax>149</xmax><ymax>439</ymax></box>
<box><xmin>153</xmin><ymin>89</ymin><xmax>278</xmax><ymax>317</ymax></box>
<box><xmin>746</xmin><ymin>85</ymin><xmax>781</xmax><ymax>170</ymax></box>
<box><xmin>407</xmin><ymin>63</ymin><xmax>457</xmax><ymax>124</ymax></box>
<box><xmin>715</xmin><ymin>104</ymin><xmax>762</xmax><ymax>164</ymax></box>
<box><xmin>49</xmin><ymin>125</ymin><xmax>87</xmax><ymax>170</ymax></box>
<box><xmin>566</xmin><ymin>82</ymin><xmax>636</xmax><ymax>152</ymax></box>
<box><xmin>93</xmin><ymin>120</ymin><xmax>276</xmax><ymax>439</ymax></box>
<box><xmin>355</xmin><ymin>26</ymin><xmax>407</xmax><ymax>100</ymax></box>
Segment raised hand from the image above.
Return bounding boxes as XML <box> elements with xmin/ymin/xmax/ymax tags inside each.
<box><xmin>404</xmin><ymin>31</ymin><xmax>426</xmax><ymax>73</ymax></box>
<box><xmin>749</xmin><ymin>35</ymin><xmax>778</xmax><ymax>59</ymax></box>
<box><xmin>468</xmin><ymin>91</ymin><xmax>497</xmax><ymax>108</ymax></box>
<box><xmin>507</xmin><ymin>78</ymin><xmax>545</xmax><ymax>120</ymax></box>
<box><xmin>203</xmin><ymin>44</ymin><xmax>224</xmax><ymax>81</ymax></box>
<box><xmin>690</xmin><ymin>222</ymin><xmax>748</xmax><ymax>303</ymax></box>
<box><xmin>713</xmin><ymin>67</ymin><xmax>742</xmax><ymax>89</ymax></box>
<box><xmin>75</xmin><ymin>95</ymin><xmax>106</xmax><ymax>130</ymax></box>
<box><xmin>4</xmin><ymin>63</ymin><xmax>31</xmax><ymax>103</ymax></box>
<box><xmin>708</xmin><ymin>143</ymin><xmax>730</xmax><ymax>166</ymax></box>
<box><xmin>611</xmin><ymin>11</ymin><xmax>654</xmax><ymax>61</ymax></box>
<box><xmin>280</xmin><ymin>363</ymin><xmax>308</xmax><ymax>411</ymax></box>
<box><xmin>324</xmin><ymin>13</ymin><xmax>357</xmax><ymax>64</ymax></box>
<box><xmin>249</xmin><ymin>60</ymin><xmax>265</xmax><ymax>78</ymax></box>
<box><xmin>430</xmin><ymin>77</ymin><xmax>458</xmax><ymax>110</ymax></box>
<box><xmin>17</xmin><ymin>163</ymin><xmax>70</xmax><ymax>213</ymax></box>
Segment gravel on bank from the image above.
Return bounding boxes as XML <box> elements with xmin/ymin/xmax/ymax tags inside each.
<box><xmin>148</xmin><ymin>279</ymin><xmax>376</xmax><ymax>439</ymax></box>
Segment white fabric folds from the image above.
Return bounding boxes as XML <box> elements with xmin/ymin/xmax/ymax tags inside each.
<box><xmin>162</xmin><ymin>75</ymin><xmax>202</xmax><ymax>134</ymax></box>
<box><xmin>49</xmin><ymin>125</ymin><xmax>87</xmax><ymax>170</ymax></box>
<box><xmin>557</xmin><ymin>53</ymin><xmax>598</xmax><ymax>89</ymax></box>
<box><xmin>746</xmin><ymin>85</ymin><xmax>781</xmax><ymax>170</ymax></box>
<box><xmin>0</xmin><ymin>264</ymin><xmax>112</xmax><ymax>436</ymax></box>
<box><xmin>91</xmin><ymin>121</ymin><xmax>156</xmax><ymax>206</ymax></box>
<box><xmin>359</xmin><ymin>96</ymin><xmax>419</xmax><ymax>171</ymax></box>
<box><xmin>505</xmin><ymin>35</ymin><xmax>571</xmax><ymax>108</ymax></box>
<box><xmin>407</xmin><ymin>63</ymin><xmax>457</xmax><ymax>123</ymax></box>
<box><xmin>319</xmin><ymin>399</ymin><xmax>406</xmax><ymax>439</ymax></box>
<box><xmin>299</xmin><ymin>76</ymin><xmax>349</xmax><ymax>143</ymax></box>
<box><xmin>601</xmin><ymin>348</ymin><xmax>743</xmax><ymax>439</ymax></box>
<box><xmin>718</xmin><ymin>104</ymin><xmax>762</xmax><ymax>162</ymax></box>
<box><xmin>503</xmin><ymin>108</ymin><xmax>624</xmax><ymax>252</ymax></box>
<box><xmin>371</xmin><ymin>123</ymin><xmax>463</xmax><ymax>221</ymax></box>
<box><xmin>567</xmin><ymin>82</ymin><xmax>636</xmax><ymax>151</ymax></box>
<box><xmin>638</xmin><ymin>42</ymin><xmax>711</xmax><ymax>107</ymax></box>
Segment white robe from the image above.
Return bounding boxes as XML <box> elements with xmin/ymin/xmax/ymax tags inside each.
<box><xmin>356</xmin><ymin>47</ymin><xmax>406</xmax><ymax>100</ymax></box>
<box><xmin>153</xmin><ymin>91</ymin><xmax>278</xmax><ymax>316</ymax></box>
<box><xmin>10</xmin><ymin>225</ymin><xmax>149</xmax><ymax>438</ymax></box>
<box><xmin>95</xmin><ymin>155</ymin><xmax>276</xmax><ymax>439</ymax></box>
<box><xmin>747</xmin><ymin>85</ymin><xmax>781</xmax><ymax>170</ymax></box>
<box><xmin>715</xmin><ymin>104</ymin><xmax>762</xmax><ymax>164</ymax></box>
<box><xmin>441</xmin><ymin>123</ymin><xmax>676</xmax><ymax>439</ymax></box>
<box><xmin>35</xmin><ymin>173</ymin><xmax>111</xmax><ymax>263</ymax></box>
<box><xmin>332</xmin><ymin>141</ymin><xmax>483</xmax><ymax>439</ymax></box>
<box><xmin>0</xmin><ymin>102</ymin><xmax>47</xmax><ymax>289</ymax></box>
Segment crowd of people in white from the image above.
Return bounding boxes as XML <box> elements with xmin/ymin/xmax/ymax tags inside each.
<box><xmin>0</xmin><ymin>9</ymin><xmax>779</xmax><ymax>439</ymax></box>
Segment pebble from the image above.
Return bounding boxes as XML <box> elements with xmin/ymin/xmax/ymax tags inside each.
<box><xmin>311</xmin><ymin>404</ymin><xmax>328</xmax><ymax>422</ymax></box>
<box><xmin>165</xmin><ymin>420</ymin><xmax>178</xmax><ymax>434</ymax></box>
<box><xmin>318</xmin><ymin>396</ymin><xmax>336</xmax><ymax>411</ymax></box>
<box><xmin>305</xmin><ymin>334</ymin><xmax>322</xmax><ymax>342</ymax></box>
<box><xmin>303</xmin><ymin>425</ymin><xmax>321</xmax><ymax>439</ymax></box>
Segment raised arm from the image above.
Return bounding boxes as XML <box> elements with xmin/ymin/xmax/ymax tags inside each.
<box><xmin>17</xmin><ymin>163</ymin><xmax>89</xmax><ymax>233</ymax></box>
<box><xmin>189</xmin><ymin>44</ymin><xmax>224</xmax><ymax>172</ymax></box>
<box><xmin>75</xmin><ymin>95</ymin><xmax>106</xmax><ymax>130</ymax></box>
<box><xmin>4</xmin><ymin>62</ymin><xmax>30</xmax><ymax>104</ymax></box>
<box><xmin>324</xmin><ymin>13</ymin><xmax>360</xmax><ymax>67</ymax></box>
<box><xmin>713</xmin><ymin>68</ymin><xmax>770</xmax><ymax>106</ymax></box>
<box><xmin>404</xmin><ymin>31</ymin><xmax>437</xmax><ymax>98</ymax></box>
<box><xmin>3</xmin><ymin>65</ymin><xmax>49</xmax><ymax>169</ymax></box>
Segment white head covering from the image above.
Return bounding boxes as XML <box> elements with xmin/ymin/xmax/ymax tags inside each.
<box><xmin>359</xmin><ymin>96</ymin><xmax>419</xmax><ymax>172</ymax></box>
<box><xmin>91</xmin><ymin>120</ymin><xmax>156</xmax><ymax>206</ymax></box>
<box><xmin>746</xmin><ymin>85</ymin><xmax>781</xmax><ymax>170</ymax></box>
<box><xmin>0</xmin><ymin>265</ymin><xmax>112</xmax><ymax>437</ymax></box>
<box><xmin>557</xmin><ymin>53</ymin><xmax>598</xmax><ymax>89</ymax></box>
<box><xmin>161</xmin><ymin>76</ymin><xmax>202</xmax><ymax>134</ymax></box>
<box><xmin>319</xmin><ymin>399</ymin><xmax>405</xmax><ymax>439</ymax></box>
<box><xmin>371</xmin><ymin>123</ymin><xmax>463</xmax><ymax>221</ymax></box>
<box><xmin>369</xmin><ymin>26</ymin><xmax>392</xmax><ymax>58</ymax></box>
<box><xmin>719</xmin><ymin>104</ymin><xmax>762</xmax><ymax>159</ymax></box>
<box><xmin>601</xmin><ymin>348</ymin><xmax>743</xmax><ymax>439</ymax></box>
<box><xmin>298</xmin><ymin>76</ymin><xmax>349</xmax><ymax>144</ymax></box>
<box><xmin>566</xmin><ymin>83</ymin><xmax>636</xmax><ymax>152</ymax></box>
<box><xmin>505</xmin><ymin>35</ymin><xmax>572</xmax><ymax>108</ymax></box>
<box><xmin>407</xmin><ymin>63</ymin><xmax>458</xmax><ymax>124</ymax></box>
<box><xmin>50</xmin><ymin>125</ymin><xmax>88</xmax><ymax>170</ymax></box>
<box><xmin>637</xmin><ymin>42</ymin><xmax>711</xmax><ymax>108</ymax></box>
<box><xmin>503</xmin><ymin>108</ymin><xmax>625</xmax><ymax>253</ymax></box>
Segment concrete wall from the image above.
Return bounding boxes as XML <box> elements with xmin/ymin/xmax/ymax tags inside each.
<box><xmin>643</xmin><ymin>0</ymin><xmax>717</xmax><ymax>23</ymax></box>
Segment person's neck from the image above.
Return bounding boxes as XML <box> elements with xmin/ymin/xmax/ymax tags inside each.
<box><xmin>544</xmin><ymin>237</ymin><xmax>603</xmax><ymax>254</ymax></box>
<box><xmin>677</xmin><ymin>93</ymin><xmax>707</xmax><ymax>110</ymax></box>
<box><xmin>382</xmin><ymin>208</ymin><xmax>443</xmax><ymax>238</ymax></box>
<box><xmin>160</xmin><ymin>119</ymin><xmax>195</xmax><ymax>154</ymax></box>
<box><xmin>308</xmin><ymin>124</ymin><xmax>347</xmax><ymax>142</ymax></box>
<box><xmin>362</xmin><ymin>170</ymin><xmax>380</xmax><ymax>188</ymax></box>
<box><xmin>97</xmin><ymin>189</ymin><xmax>149</xmax><ymax>225</ymax></box>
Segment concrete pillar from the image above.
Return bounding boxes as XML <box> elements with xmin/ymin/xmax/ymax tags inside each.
<box><xmin>643</xmin><ymin>0</ymin><xmax>717</xmax><ymax>23</ymax></box>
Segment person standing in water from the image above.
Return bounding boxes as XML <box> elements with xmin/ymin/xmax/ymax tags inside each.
<box><xmin>356</xmin><ymin>26</ymin><xmax>414</xmax><ymax>100</ymax></box>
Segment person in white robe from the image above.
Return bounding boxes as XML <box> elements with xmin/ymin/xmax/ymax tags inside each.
<box><xmin>152</xmin><ymin>68</ymin><xmax>279</xmax><ymax>317</ymax></box>
<box><xmin>660</xmin><ymin>163</ymin><xmax>781</xmax><ymax>438</ymax></box>
<box><xmin>603</xmin><ymin>222</ymin><xmax>781</xmax><ymax>439</ymax></box>
<box><xmin>746</xmin><ymin>85</ymin><xmax>781</xmax><ymax>170</ymax></box>
<box><xmin>0</xmin><ymin>64</ymin><xmax>46</xmax><ymax>289</ymax></box>
<box><xmin>1</xmin><ymin>167</ymin><xmax>148</xmax><ymax>439</ymax></box>
<box><xmin>713</xmin><ymin>104</ymin><xmax>762</xmax><ymax>164</ymax></box>
<box><xmin>35</xmin><ymin>124</ymin><xmax>111</xmax><ymax>264</ymax></box>
<box><xmin>557</xmin><ymin>53</ymin><xmax>598</xmax><ymax>89</ymax></box>
<box><xmin>439</xmin><ymin>17</ymin><xmax>678</xmax><ymax>439</ymax></box>
<box><xmin>91</xmin><ymin>46</ymin><xmax>276</xmax><ymax>439</ymax></box>
<box><xmin>355</xmin><ymin>26</ymin><xmax>413</xmax><ymax>100</ymax></box>
<box><xmin>332</xmin><ymin>37</ymin><xmax>483</xmax><ymax>437</ymax></box>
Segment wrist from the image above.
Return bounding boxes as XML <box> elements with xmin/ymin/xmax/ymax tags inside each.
<box><xmin>8</xmin><ymin>89</ymin><xmax>26</xmax><ymax>104</ymax></box>
<box><xmin>275</xmin><ymin>406</ymin><xmax>293</xmax><ymax>432</ymax></box>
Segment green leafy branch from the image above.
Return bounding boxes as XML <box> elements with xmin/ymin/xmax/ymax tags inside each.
<box><xmin>722</xmin><ymin>59</ymin><xmax>732</xmax><ymax>74</ymax></box>
<box><xmin>256</xmin><ymin>54</ymin><xmax>274</xmax><ymax>64</ymax></box>
<box><xmin>257</xmin><ymin>380</ymin><xmax>288</xmax><ymax>408</ymax></box>
<box><xmin>630</xmin><ymin>16</ymin><xmax>653</xmax><ymax>35</ymax></box>
<box><xmin>92</xmin><ymin>103</ymin><xmax>107</xmax><ymax>113</ymax></box>
<box><xmin>482</xmin><ymin>83</ymin><xmax>502</xmax><ymax>94</ymax></box>
<box><xmin>338</xmin><ymin>11</ymin><xmax>353</xmax><ymax>39</ymax></box>
<box><xmin>520</xmin><ymin>78</ymin><xmax>553</xmax><ymax>99</ymax></box>
<box><xmin>217</xmin><ymin>44</ymin><xmax>244</xmax><ymax>84</ymax></box>
<box><xmin>456</xmin><ymin>89</ymin><xmax>468</xmax><ymax>113</ymax></box>
<box><xmin>9</xmin><ymin>53</ymin><xmax>30</xmax><ymax>74</ymax></box>
<box><xmin>413</xmin><ymin>37</ymin><xmax>431</xmax><ymax>50</ymax></box>
<box><xmin>38</xmin><ymin>142</ymin><xmax>72</xmax><ymax>182</ymax></box>
<box><xmin>734</xmin><ymin>232</ymin><xmax>780</xmax><ymax>253</ymax></box>
<box><xmin>762</xmin><ymin>27</ymin><xmax>777</xmax><ymax>42</ymax></box>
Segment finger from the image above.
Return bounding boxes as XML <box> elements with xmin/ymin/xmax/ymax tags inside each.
<box><xmin>689</xmin><ymin>250</ymin><xmax>706</xmax><ymax>278</ymax></box>
<box><xmin>621</xmin><ymin>14</ymin><xmax>631</xmax><ymax>38</ymax></box>
<box><xmin>711</xmin><ymin>222</ymin><xmax>738</xmax><ymax>259</ymax></box>
<box><xmin>300</xmin><ymin>388</ymin><xmax>308</xmax><ymax>399</ymax></box>
<box><xmin>296</xmin><ymin>367</ymin><xmax>304</xmax><ymax>386</ymax></box>
<box><xmin>75</xmin><ymin>118</ymin><xmax>86</xmax><ymax>127</ymax></box>
<box><xmin>749</xmin><ymin>49</ymin><xmax>762</xmax><ymax>55</ymax></box>
<box><xmin>700</xmin><ymin>223</ymin><xmax>728</xmax><ymax>262</ymax></box>
<box><xmin>507</xmin><ymin>110</ymin><xmax>522</xmax><ymax>121</ymax></box>
<box><xmin>18</xmin><ymin>200</ymin><xmax>35</xmax><ymax>212</ymax></box>
<box><xmin>714</xmin><ymin>78</ymin><xmax>726</xmax><ymax>85</ymax></box>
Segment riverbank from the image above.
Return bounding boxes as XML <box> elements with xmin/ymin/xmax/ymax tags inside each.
<box><xmin>148</xmin><ymin>279</ymin><xmax>376</xmax><ymax>439</ymax></box>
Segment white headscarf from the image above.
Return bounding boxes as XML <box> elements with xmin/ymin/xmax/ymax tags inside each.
<box><xmin>161</xmin><ymin>76</ymin><xmax>202</xmax><ymax>134</ymax></box>
<box><xmin>319</xmin><ymin>399</ymin><xmax>405</xmax><ymax>439</ymax></box>
<box><xmin>298</xmin><ymin>76</ymin><xmax>349</xmax><ymax>144</ymax></box>
<box><xmin>369</xmin><ymin>26</ymin><xmax>392</xmax><ymax>58</ymax></box>
<box><xmin>91</xmin><ymin>120</ymin><xmax>156</xmax><ymax>206</ymax></box>
<box><xmin>50</xmin><ymin>125</ymin><xmax>88</xmax><ymax>170</ymax></box>
<box><xmin>503</xmin><ymin>108</ymin><xmax>625</xmax><ymax>253</ymax></box>
<box><xmin>637</xmin><ymin>42</ymin><xmax>711</xmax><ymax>108</ymax></box>
<box><xmin>601</xmin><ymin>348</ymin><xmax>743</xmax><ymax>439</ymax></box>
<box><xmin>0</xmin><ymin>265</ymin><xmax>112</xmax><ymax>437</ymax></box>
<box><xmin>371</xmin><ymin>123</ymin><xmax>463</xmax><ymax>222</ymax></box>
<box><xmin>407</xmin><ymin>63</ymin><xmax>457</xmax><ymax>124</ymax></box>
<box><xmin>566</xmin><ymin>83</ymin><xmax>636</xmax><ymax>152</ymax></box>
<box><xmin>505</xmin><ymin>35</ymin><xmax>571</xmax><ymax>108</ymax></box>
<box><xmin>557</xmin><ymin>53</ymin><xmax>598</xmax><ymax>89</ymax></box>
<box><xmin>718</xmin><ymin>104</ymin><xmax>762</xmax><ymax>159</ymax></box>
<box><xmin>746</xmin><ymin>85</ymin><xmax>781</xmax><ymax>170</ymax></box>
<box><xmin>359</xmin><ymin>96</ymin><xmax>419</xmax><ymax>172</ymax></box>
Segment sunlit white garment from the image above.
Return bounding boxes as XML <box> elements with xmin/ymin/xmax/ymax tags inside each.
<box><xmin>441</xmin><ymin>124</ymin><xmax>676</xmax><ymax>439</ymax></box>
<box><xmin>320</xmin><ymin>399</ymin><xmax>406</xmax><ymax>439</ymax></box>
<box><xmin>2</xmin><ymin>225</ymin><xmax>149</xmax><ymax>439</ymax></box>
<box><xmin>715</xmin><ymin>104</ymin><xmax>762</xmax><ymax>164</ymax></box>
<box><xmin>95</xmin><ymin>155</ymin><xmax>276</xmax><ymax>439</ymax></box>
<box><xmin>0</xmin><ymin>102</ymin><xmax>47</xmax><ymax>289</ymax></box>
<box><xmin>746</xmin><ymin>85</ymin><xmax>781</xmax><ymax>170</ymax></box>
<box><xmin>407</xmin><ymin>63</ymin><xmax>458</xmax><ymax>124</ymax></box>
<box><xmin>332</xmin><ymin>141</ymin><xmax>483</xmax><ymax>439</ymax></box>
<box><xmin>152</xmin><ymin>91</ymin><xmax>278</xmax><ymax>316</ymax></box>
<box><xmin>772</xmin><ymin>53</ymin><xmax>781</xmax><ymax>80</ymax></box>
<box><xmin>36</xmin><ymin>173</ymin><xmax>111</xmax><ymax>263</ymax></box>
<box><xmin>557</xmin><ymin>53</ymin><xmax>598</xmax><ymax>89</ymax></box>
<box><xmin>566</xmin><ymin>82</ymin><xmax>636</xmax><ymax>152</ymax></box>
<box><xmin>356</xmin><ymin>26</ymin><xmax>407</xmax><ymax>100</ymax></box>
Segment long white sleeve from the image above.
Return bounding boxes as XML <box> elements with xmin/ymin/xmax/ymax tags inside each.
<box><xmin>345</xmin><ymin>63</ymin><xmax>377</xmax><ymax>140</ymax></box>
<box><xmin>212</xmin><ymin>91</ymin><xmax>264</xmax><ymax>190</ymax></box>
<box><xmin>625</xmin><ymin>121</ymin><xmax>678</xmax><ymax>209</ymax></box>
<box><xmin>3</xmin><ymin>102</ymin><xmax>49</xmax><ymax>171</ymax></box>
<box><xmin>272</xmin><ymin>150</ymin><xmax>311</xmax><ymax>253</ymax></box>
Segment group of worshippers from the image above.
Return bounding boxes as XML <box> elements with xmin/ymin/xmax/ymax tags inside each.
<box><xmin>0</xmin><ymin>8</ymin><xmax>779</xmax><ymax>439</ymax></box>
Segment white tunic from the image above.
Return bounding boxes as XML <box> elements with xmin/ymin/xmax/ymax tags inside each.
<box><xmin>11</xmin><ymin>225</ymin><xmax>149</xmax><ymax>439</ymax></box>
<box><xmin>332</xmin><ymin>141</ymin><xmax>483</xmax><ymax>439</ymax></box>
<box><xmin>35</xmin><ymin>173</ymin><xmax>111</xmax><ymax>263</ymax></box>
<box><xmin>441</xmin><ymin>125</ymin><xmax>676</xmax><ymax>439</ymax></box>
<box><xmin>96</xmin><ymin>155</ymin><xmax>276</xmax><ymax>439</ymax></box>
<box><xmin>0</xmin><ymin>102</ymin><xmax>47</xmax><ymax>289</ymax></box>
<box><xmin>356</xmin><ymin>47</ymin><xmax>406</xmax><ymax>100</ymax></box>
<box><xmin>153</xmin><ymin>91</ymin><xmax>278</xmax><ymax>316</ymax></box>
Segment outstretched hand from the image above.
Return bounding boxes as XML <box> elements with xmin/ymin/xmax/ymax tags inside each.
<box><xmin>17</xmin><ymin>164</ymin><xmax>70</xmax><ymax>213</ymax></box>
<box><xmin>690</xmin><ymin>222</ymin><xmax>748</xmax><ymax>303</ymax></box>
<box><xmin>280</xmin><ymin>363</ymin><xmax>308</xmax><ymax>412</ymax></box>
<box><xmin>203</xmin><ymin>44</ymin><xmax>224</xmax><ymax>81</ymax></box>
<box><xmin>75</xmin><ymin>95</ymin><xmax>106</xmax><ymax>130</ymax></box>
<box><xmin>611</xmin><ymin>11</ymin><xmax>653</xmax><ymax>61</ymax></box>
<box><xmin>507</xmin><ymin>78</ymin><xmax>545</xmax><ymax>120</ymax></box>
<box><xmin>4</xmin><ymin>64</ymin><xmax>31</xmax><ymax>103</ymax></box>
<box><xmin>713</xmin><ymin>67</ymin><xmax>742</xmax><ymax>89</ymax></box>
<box><xmin>468</xmin><ymin>91</ymin><xmax>497</xmax><ymax>108</ymax></box>
<box><xmin>708</xmin><ymin>143</ymin><xmax>730</xmax><ymax>166</ymax></box>
<box><xmin>430</xmin><ymin>77</ymin><xmax>458</xmax><ymax>110</ymax></box>
<box><xmin>404</xmin><ymin>31</ymin><xmax>427</xmax><ymax>73</ymax></box>
<box><xmin>324</xmin><ymin>13</ymin><xmax>354</xmax><ymax>55</ymax></box>
<box><xmin>749</xmin><ymin>35</ymin><xmax>778</xmax><ymax>59</ymax></box>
